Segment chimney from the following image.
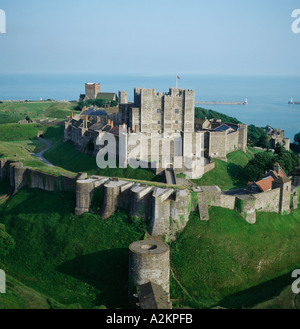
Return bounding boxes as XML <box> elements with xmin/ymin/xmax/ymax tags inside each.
<box><xmin>108</xmin><ymin>119</ymin><xmax>111</xmax><ymax>125</ymax></box>
<box><xmin>85</xmin><ymin>115</ymin><xmax>88</xmax><ymax>121</ymax></box>
<box><xmin>135</xmin><ymin>125</ymin><xmax>139</xmax><ymax>133</ymax></box>
<box><xmin>128</xmin><ymin>127</ymin><xmax>131</xmax><ymax>134</ymax></box>
<box><xmin>82</xmin><ymin>106</ymin><xmax>87</xmax><ymax>112</ymax></box>
<box><xmin>274</xmin><ymin>162</ymin><xmax>280</xmax><ymax>174</ymax></box>
<box><xmin>123</xmin><ymin>123</ymin><xmax>126</xmax><ymax>131</ymax></box>
<box><xmin>110</xmin><ymin>121</ymin><xmax>114</xmax><ymax>128</ymax></box>
<box><xmin>71</xmin><ymin>112</ymin><xmax>74</xmax><ymax>119</ymax></box>
<box><xmin>97</xmin><ymin>116</ymin><xmax>101</xmax><ymax>123</ymax></box>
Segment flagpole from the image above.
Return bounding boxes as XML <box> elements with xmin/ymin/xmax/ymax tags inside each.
<box><xmin>176</xmin><ymin>75</ymin><xmax>177</xmax><ymax>88</ymax></box>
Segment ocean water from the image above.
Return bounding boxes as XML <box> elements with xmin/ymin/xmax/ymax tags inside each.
<box><xmin>0</xmin><ymin>73</ymin><xmax>299</xmax><ymax>140</ymax></box>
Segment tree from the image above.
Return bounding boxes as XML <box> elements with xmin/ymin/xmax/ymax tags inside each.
<box><xmin>257</xmin><ymin>134</ymin><xmax>269</xmax><ymax>149</ymax></box>
<box><xmin>294</xmin><ymin>132</ymin><xmax>300</xmax><ymax>145</ymax></box>
<box><xmin>247</xmin><ymin>124</ymin><xmax>269</xmax><ymax>148</ymax></box>
<box><xmin>245</xmin><ymin>152</ymin><xmax>275</xmax><ymax>181</ymax></box>
<box><xmin>274</xmin><ymin>142</ymin><xmax>285</xmax><ymax>155</ymax></box>
<box><xmin>0</xmin><ymin>224</ymin><xmax>15</xmax><ymax>256</ymax></box>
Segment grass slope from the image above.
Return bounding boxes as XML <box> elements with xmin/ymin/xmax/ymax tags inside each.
<box><xmin>0</xmin><ymin>123</ymin><xmax>47</xmax><ymax>141</ymax></box>
<box><xmin>192</xmin><ymin>148</ymin><xmax>262</xmax><ymax>190</ymax></box>
<box><xmin>0</xmin><ymin>101</ymin><xmax>78</xmax><ymax>124</ymax></box>
<box><xmin>43</xmin><ymin>131</ymin><xmax>163</xmax><ymax>182</ymax></box>
<box><xmin>170</xmin><ymin>208</ymin><xmax>300</xmax><ymax>309</ymax></box>
<box><xmin>0</xmin><ymin>125</ymin><xmax>75</xmax><ymax>176</ymax></box>
<box><xmin>0</xmin><ymin>188</ymin><xmax>146</xmax><ymax>309</ymax></box>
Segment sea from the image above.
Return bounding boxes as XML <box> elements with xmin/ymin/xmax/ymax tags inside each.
<box><xmin>0</xmin><ymin>73</ymin><xmax>299</xmax><ymax>141</ymax></box>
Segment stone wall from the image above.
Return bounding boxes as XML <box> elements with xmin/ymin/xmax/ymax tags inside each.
<box><xmin>5</xmin><ymin>161</ymin><xmax>294</xmax><ymax>241</ymax></box>
<box><xmin>254</xmin><ymin>188</ymin><xmax>281</xmax><ymax>213</ymax></box>
<box><xmin>8</xmin><ymin>162</ymin><xmax>76</xmax><ymax>195</ymax></box>
<box><xmin>226</xmin><ymin>131</ymin><xmax>239</xmax><ymax>153</ymax></box>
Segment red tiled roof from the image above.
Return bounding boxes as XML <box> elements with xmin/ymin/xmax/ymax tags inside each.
<box><xmin>255</xmin><ymin>176</ymin><xmax>274</xmax><ymax>192</ymax></box>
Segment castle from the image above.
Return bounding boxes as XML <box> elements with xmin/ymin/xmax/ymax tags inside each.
<box><xmin>266</xmin><ymin>126</ymin><xmax>290</xmax><ymax>151</ymax></box>
<box><xmin>64</xmin><ymin>87</ymin><xmax>248</xmax><ymax>179</ymax></box>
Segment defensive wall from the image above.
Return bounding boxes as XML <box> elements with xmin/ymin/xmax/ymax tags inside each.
<box><xmin>1</xmin><ymin>158</ymin><xmax>297</xmax><ymax>309</ymax></box>
<box><xmin>1</xmin><ymin>159</ymin><xmax>295</xmax><ymax>236</ymax></box>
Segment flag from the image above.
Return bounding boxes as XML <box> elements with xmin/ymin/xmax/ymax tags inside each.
<box><xmin>177</xmin><ymin>75</ymin><xmax>181</xmax><ymax>80</ymax></box>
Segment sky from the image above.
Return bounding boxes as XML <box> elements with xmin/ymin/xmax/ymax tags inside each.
<box><xmin>0</xmin><ymin>0</ymin><xmax>299</xmax><ymax>75</ymax></box>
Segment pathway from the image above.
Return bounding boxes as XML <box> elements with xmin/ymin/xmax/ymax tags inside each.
<box><xmin>32</xmin><ymin>138</ymin><xmax>55</xmax><ymax>167</ymax></box>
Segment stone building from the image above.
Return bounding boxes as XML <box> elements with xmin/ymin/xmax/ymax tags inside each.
<box><xmin>66</xmin><ymin>87</ymin><xmax>248</xmax><ymax>179</ymax></box>
<box><xmin>195</xmin><ymin>117</ymin><xmax>247</xmax><ymax>161</ymax></box>
<box><xmin>64</xmin><ymin>108</ymin><xmax>119</xmax><ymax>156</ymax></box>
<box><xmin>266</xmin><ymin>127</ymin><xmax>290</xmax><ymax>151</ymax></box>
<box><xmin>246</xmin><ymin>163</ymin><xmax>291</xmax><ymax>214</ymax></box>
<box><xmin>79</xmin><ymin>83</ymin><xmax>117</xmax><ymax>102</ymax></box>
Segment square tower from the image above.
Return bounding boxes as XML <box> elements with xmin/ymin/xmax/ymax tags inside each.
<box><xmin>85</xmin><ymin>83</ymin><xmax>101</xmax><ymax>100</ymax></box>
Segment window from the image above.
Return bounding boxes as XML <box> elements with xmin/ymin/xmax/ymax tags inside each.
<box><xmin>158</xmin><ymin>121</ymin><xmax>161</xmax><ymax>124</ymax></box>
<box><xmin>157</xmin><ymin>109</ymin><xmax>162</xmax><ymax>113</ymax></box>
<box><xmin>175</xmin><ymin>109</ymin><xmax>179</xmax><ymax>114</ymax></box>
<box><xmin>175</xmin><ymin>120</ymin><xmax>178</xmax><ymax>124</ymax></box>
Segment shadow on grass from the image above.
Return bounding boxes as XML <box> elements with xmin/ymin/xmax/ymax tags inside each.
<box><xmin>227</xmin><ymin>162</ymin><xmax>248</xmax><ymax>190</ymax></box>
<box><xmin>217</xmin><ymin>272</ymin><xmax>295</xmax><ymax>309</ymax></box>
<box><xmin>57</xmin><ymin>249</ymin><xmax>130</xmax><ymax>309</ymax></box>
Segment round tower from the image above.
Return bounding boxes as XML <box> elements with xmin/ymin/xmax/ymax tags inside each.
<box><xmin>129</xmin><ymin>240</ymin><xmax>170</xmax><ymax>295</ymax></box>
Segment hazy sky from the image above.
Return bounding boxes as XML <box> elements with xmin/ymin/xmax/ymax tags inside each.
<box><xmin>0</xmin><ymin>0</ymin><xmax>299</xmax><ymax>75</ymax></box>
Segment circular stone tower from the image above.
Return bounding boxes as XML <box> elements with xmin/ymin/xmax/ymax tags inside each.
<box><xmin>129</xmin><ymin>240</ymin><xmax>170</xmax><ymax>295</ymax></box>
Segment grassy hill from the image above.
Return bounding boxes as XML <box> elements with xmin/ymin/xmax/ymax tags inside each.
<box><xmin>0</xmin><ymin>101</ymin><xmax>78</xmax><ymax>124</ymax></box>
<box><xmin>0</xmin><ymin>123</ymin><xmax>164</xmax><ymax>182</ymax></box>
<box><xmin>0</xmin><ymin>123</ymin><xmax>47</xmax><ymax>141</ymax></box>
<box><xmin>192</xmin><ymin>148</ymin><xmax>263</xmax><ymax>190</ymax></box>
<box><xmin>170</xmin><ymin>208</ymin><xmax>300</xmax><ymax>309</ymax></box>
<box><xmin>0</xmin><ymin>187</ymin><xmax>146</xmax><ymax>309</ymax></box>
<box><xmin>0</xmin><ymin>125</ymin><xmax>75</xmax><ymax>177</ymax></box>
<box><xmin>43</xmin><ymin>127</ymin><xmax>163</xmax><ymax>182</ymax></box>
<box><xmin>0</xmin><ymin>185</ymin><xmax>299</xmax><ymax>309</ymax></box>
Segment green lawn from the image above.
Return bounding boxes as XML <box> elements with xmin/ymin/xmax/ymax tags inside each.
<box><xmin>0</xmin><ymin>123</ymin><xmax>47</xmax><ymax>141</ymax></box>
<box><xmin>0</xmin><ymin>101</ymin><xmax>78</xmax><ymax>124</ymax></box>
<box><xmin>170</xmin><ymin>207</ymin><xmax>300</xmax><ymax>309</ymax></box>
<box><xmin>43</xmin><ymin>132</ymin><xmax>163</xmax><ymax>182</ymax></box>
<box><xmin>192</xmin><ymin>148</ymin><xmax>263</xmax><ymax>190</ymax></box>
<box><xmin>0</xmin><ymin>188</ymin><xmax>147</xmax><ymax>309</ymax></box>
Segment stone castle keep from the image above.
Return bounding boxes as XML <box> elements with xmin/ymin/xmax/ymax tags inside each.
<box><xmin>64</xmin><ymin>87</ymin><xmax>248</xmax><ymax>178</ymax></box>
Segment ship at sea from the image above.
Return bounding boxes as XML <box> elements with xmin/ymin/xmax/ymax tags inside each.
<box><xmin>288</xmin><ymin>97</ymin><xmax>300</xmax><ymax>105</ymax></box>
